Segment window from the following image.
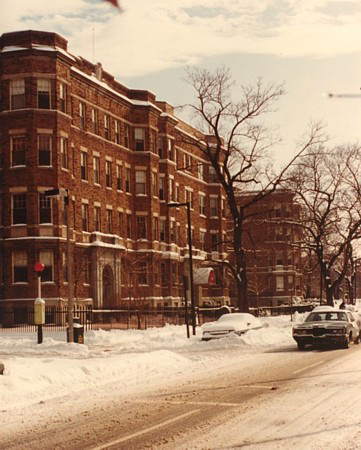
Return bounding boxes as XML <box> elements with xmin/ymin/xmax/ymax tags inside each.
<box><xmin>10</xmin><ymin>79</ymin><xmax>25</xmax><ymax>109</ymax></box>
<box><xmin>221</xmin><ymin>198</ymin><xmax>226</xmax><ymax>218</ymax></box>
<box><xmin>184</xmin><ymin>154</ymin><xmax>192</xmax><ymax>172</ymax></box>
<box><xmin>274</xmin><ymin>203</ymin><xmax>282</xmax><ymax>217</ymax></box>
<box><xmin>13</xmin><ymin>250</ymin><xmax>27</xmax><ymax>283</ymax></box>
<box><xmin>169</xmin><ymin>178</ymin><xmax>174</xmax><ymax>201</ymax></box>
<box><xmin>275</xmin><ymin>226</ymin><xmax>283</xmax><ymax>241</ymax></box>
<box><xmin>63</xmin><ymin>251</ymin><xmax>68</xmax><ymax>282</ymax></box>
<box><xmin>276</xmin><ymin>275</ymin><xmax>284</xmax><ymax>291</ymax></box>
<box><xmin>136</xmin><ymin>216</ymin><xmax>147</xmax><ymax>239</ymax></box>
<box><xmin>168</xmin><ymin>138</ymin><xmax>173</xmax><ymax>160</ymax></box>
<box><xmin>152</xmin><ymin>172</ymin><xmax>158</xmax><ymax>197</ymax></box>
<box><xmin>175</xmin><ymin>184</ymin><xmax>180</xmax><ymax>202</ymax></box>
<box><xmin>158</xmin><ymin>138</ymin><xmax>164</xmax><ymax>158</ymax></box>
<box><xmin>198</xmin><ymin>162</ymin><xmax>204</xmax><ymax>180</ymax></box>
<box><xmin>199</xmin><ymin>194</ymin><xmax>205</xmax><ymax>215</ymax></box>
<box><xmin>60</xmin><ymin>137</ymin><xmax>68</xmax><ymax>169</ymax></box>
<box><xmin>117</xmin><ymin>211</ymin><xmax>123</xmax><ymax>236</ymax></box>
<box><xmin>170</xmin><ymin>221</ymin><xmax>175</xmax><ymax>242</ymax></box>
<box><xmin>94</xmin><ymin>206</ymin><xmax>101</xmax><ymax>231</ymax></box>
<box><xmin>153</xmin><ymin>217</ymin><xmax>159</xmax><ymax>240</ymax></box>
<box><xmin>39</xmin><ymin>249</ymin><xmax>53</xmax><ymax>282</ymax></box>
<box><xmin>79</xmin><ymin>102</ymin><xmax>86</xmax><ymax>130</ymax></box>
<box><xmin>210</xmin><ymin>197</ymin><xmax>218</xmax><ymax>217</ymax></box>
<box><xmin>135</xmin><ymin>171</ymin><xmax>146</xmax><ymax>195</ymax></box>
<box><xmin>159</xmin><ymin>177</ymin><xmax>165</xmax><ymax>200</ymax></box>
<box><xmin>81</xmin><ymin>152</ymin><xmax>88</xmax><ymax>180</ymax></box>
<box><xmin>91</xmin><ymin>108</ymin><xmax>98</xmax><ymax>134</ymax></box>
<box><xmin>287</xmin><ymin>252</ymin><xmax>293</xmax><ymax>266</ymax></box>
<box><xmin>115</xmin><ymin>120</ymin><xmax>120</xmax><ymax>144</ymax></box>
<box><xmin>59</xmin><ymin>83</ymin><xmax>67</xmax><ymax>113</ymax></box>
<box><xmin>288</xmin><ymin>275</ymin><xmax>293</xmax><ymax>290</ymax></box>
<box><xmin>125</xmin><ymin>168</ymin><xmax>131</xmax><ymax>193</ymax></box>
<box><xmin>160</xmin><ymin>219</ymin><xmax>166</xmax><ymax>242</ymax></box>
<box><xmin>93</xmin><ymin>156</ymin><xmax>100</xmax><ymax>184</ymax></box>
<box><xmin>134</xmin><ymin>128</ymin><xmax>145</xmax><ymax>151</ymax></box>
<box><xmin>39</xmin><ymin>193</ymin><xmax>51</xmax><ymax>224</ymax></box>
<box><xmin>200</xmin><ymin>231</ymin><xmax>206</xmax><ymax>250</ymax></box>
<box><xmin>106</xmin><ymin>209</ymin><xmax>113</xmax><ymax>234</ymax></box>
<box><xmin>104</xmin><ymin>115</ymin><xmax>110</xmax><ymax>140</ymax></box>
<box><xmin>171</xmin><ymin>263</ymin><xmax>177</xmax><ymax>283</ymax></box>
<box><xmin>106</xmin><ymin>160</ymin><xmax>112</xmax><ymax>188</ymax></box>
<box><xmin>151</xmin><ymin>130</ymin><xmax>157</xmax><ymax>153</ymax></box>
<box><xmin>177</xmin><ymin>224</ymin><xmax>181</xmax><ymax>245</ymax></box>
<box><xmin>211</xmin><ymin>233</ymin><xmax>218</xmax><ymax>251</ymax></box>
<box><xmin>161</xmin><ymin>262</ymin><xmax>166</xmax><ymax>285</ymax></box>
<box><xmin>209</xmin><ymin>166</ymin><xmax>217</xmax><ymax>182</ymax></box>
<box><xmin>12</xmin><ymin>193</ymin><xmax>26</xmax><ymax>224</ymax></box>
<box><xmin>185</xmin><ymin>190</ymin><xmax>193</xmax><ymax>209</ymax></box>
<box><xmin>37</xmin><ymin>79</ymin><xmax>51</xmax><ymax>109</ymax></box>
<box><xmin>116</xmin><ymin>165</ymin><xmax>122</xmax><ymax>190</ymax></box>
<box><xmin>276</xmin><ymin>252</ymin><xmax>283</xmax><ymax>266</ymax></box>
<box><xmin>11</xmin><ymin>135</ymin><xmax>26</xmax><ymax>166</ymax></box>
<box><xmin>38</xmin><ymin>134</ymin><xmax>51</xmax><ymax>166</ymax></box>
<box><xmin>82</xmin><ymin>203</ymin><xmax>89</xmax><ymax>231</ymax></box>
<box><xmin>138</xmin><ymin>261</ymin><xmax>147</xmax><ymax>285</ymax></box>
<box><xmin>124</xmin><ymin>124</ymin><xmax>129</xmax><ymax>147</ymax></box>
<box><xmin>126</xmin><ymin>214</ymin><xmax>132</xmax><ymax>239</ymax></box>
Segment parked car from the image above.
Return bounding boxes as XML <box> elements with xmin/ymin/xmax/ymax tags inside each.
<box><xmin>292</xmin><ymin>309</ymin><xmax>360</xmax><ymax>350</ymax></box>
<box><xmin>201</xmin><ymin>313</ymin><xmax>262</xmax><ymax>341</ymax></box>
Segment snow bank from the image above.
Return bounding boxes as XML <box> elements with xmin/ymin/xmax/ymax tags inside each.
<box><xmin>0</xmin><ymin>317</ymin><xmax>296</xmax><ymax>411</ymax></box>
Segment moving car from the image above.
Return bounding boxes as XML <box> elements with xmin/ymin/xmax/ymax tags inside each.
<box><xmin>201</xmin><ymin>313</ymin><xmax>262</xmax><ymax>341</ymax></box>
<box><xmin>293</xmin><ymin>309</ymin><xmax>360</xmax><ymax>350</ymax></box>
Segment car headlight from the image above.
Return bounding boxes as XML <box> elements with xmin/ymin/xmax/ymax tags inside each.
<box><xmin>294</xmin><ymin>329</ymin><xmax>307</xmax><ymax>335</ymax></box>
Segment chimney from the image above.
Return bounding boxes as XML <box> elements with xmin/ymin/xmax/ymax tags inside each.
<box><xmin>95</xmin><ymin>62</ymin><xmax>103</xmax><ymax>81</ymax></box>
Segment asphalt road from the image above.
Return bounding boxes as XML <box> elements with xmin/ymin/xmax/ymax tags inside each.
<box><xmin>2</xmin><ymin>343</ymin><xmax>360</xmax><ymax>449</ymax></box>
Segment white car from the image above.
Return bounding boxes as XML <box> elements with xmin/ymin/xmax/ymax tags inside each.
<box><xmin>312</xmin><ymin>305</ymin><xmax>336</xmax><ymax>312</ymax></box>
<box><xmin>201</xmin><ymin>313</ymin><xmax>262</xmax><ymax>341</ymax></box>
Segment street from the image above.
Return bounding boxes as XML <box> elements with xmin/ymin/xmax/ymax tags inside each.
<box><xmin>2</xmin><ymin>342</ymin><xmax>361</xmax><ymax>449</ymax></box>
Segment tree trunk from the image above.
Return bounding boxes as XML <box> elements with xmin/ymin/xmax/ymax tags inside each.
<box><xmin>233</xmin><ymin>225</ymin><xmax>249</xmax><ymax>312</ymax></box>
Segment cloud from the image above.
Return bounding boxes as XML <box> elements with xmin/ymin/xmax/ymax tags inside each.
<box><xmin>1</xmin><ymin>0</ymin><xmax>361</xmax><ymax>78</ymax></box>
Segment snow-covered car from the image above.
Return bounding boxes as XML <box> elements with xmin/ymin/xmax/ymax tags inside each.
<box><xmin>201</xmin><ymin>313</ymin><xmax>262</xmax><ymax>341</ymax></box>
<box><xmin>292</xmin><ymin>309</ymin><xmax>360</xmax><ymax>350</ymax></box>
<box><xmin>312</xmin><ymin>305</ymin><xmax>336</xmax><ymax>312</ymax></box>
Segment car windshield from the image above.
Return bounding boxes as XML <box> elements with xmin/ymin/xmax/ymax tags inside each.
<box><xmin>306</xmin><ymin>312</ymin><xmax>347</xmax><ymax>322</ymax></box>
<box><xmin>218</xmin><ymin>314</ymin><xmax>251</xmax><ymax>323</ymax></box>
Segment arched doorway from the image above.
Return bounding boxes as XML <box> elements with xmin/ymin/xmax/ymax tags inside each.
<box><xmin>102</xmin><ymin>265</ymin><xmax>114</xmax><ymax>308</ymax></box>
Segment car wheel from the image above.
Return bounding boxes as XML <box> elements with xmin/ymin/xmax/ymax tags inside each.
<box><xmin>342</xmin><ymin>334</ymin><xmax>350</xmax><ymax>349</ymax></box>
<box><xmin>297</xmin><ymin>342</ymin><xmax>306</xmax><ymax>351</ymax></box>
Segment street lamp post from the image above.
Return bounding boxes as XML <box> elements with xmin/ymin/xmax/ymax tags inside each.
<box><xmin>167</xmin><ymin>201</ymin><xmax>196</xmax><ymax>335</ymax></box>
<box><xmin>44</xmin><ymin>188</ymin><xmax>73</xmax><ymax>342</ymax></box>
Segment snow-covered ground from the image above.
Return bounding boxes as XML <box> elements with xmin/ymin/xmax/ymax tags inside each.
<box><xmin>1</xmin><ymin>301</ymin><xmax>361</xmax><ymax>449</ymax></box>
<box><xmin>0</xmin><ymin>314</ymin><xmax>296</xmax><ymax>412</ymax></box>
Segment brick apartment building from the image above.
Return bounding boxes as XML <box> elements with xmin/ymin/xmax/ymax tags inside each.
<box><xmin>0</xmin><ymin>30</ymin><xmax>230</xmax><ymax>319</ymax></box>
<box><xmin>236</xmin><ymin>189</ymin><xmax>304</xmax><ymax>307</ymax></box>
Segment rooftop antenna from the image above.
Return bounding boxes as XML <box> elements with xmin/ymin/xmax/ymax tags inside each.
<box><xmin>92</xmin><ymin>27</ymin><xmax>95</xmax><ymax>63</ymax></box>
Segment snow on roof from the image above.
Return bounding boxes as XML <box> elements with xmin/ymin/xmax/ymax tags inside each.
<box><xmin>70</xmin><ymin>66</ymin><xmax>162</xmax><ymax>112</ymax></box>
<box><xmin>0</xmin><ymin>44</ymin><xmax>76</xmax><ymax>62</ymax></box>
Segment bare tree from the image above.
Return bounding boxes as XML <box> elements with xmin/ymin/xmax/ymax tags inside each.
<box><xmin>180</xmin><ymin>66</ymin><xmax>322</xmax><ymax>311</ymax></box>
<box><xmin>288</xmin><ymin>144</ymin><xmax>361</xmax><ymax>306</ymax></box>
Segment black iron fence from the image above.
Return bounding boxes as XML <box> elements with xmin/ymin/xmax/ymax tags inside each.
<box><xmin>0</xmin><ymin>306</ymin><xmax>91</xmax><ymax>332</ymax></box>
<box><xmin>0</xmin><ymin>304</ymin><xmax>315</xmax><ymax>333</ymax></box>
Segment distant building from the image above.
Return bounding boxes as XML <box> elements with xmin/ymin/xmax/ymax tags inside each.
<box><xmin>0</xmin><ymin>30</ymin><xmax>229</xmax><ymax>323</ymax></box>
<box><xmin>231</xmin><ymin>189</ymin><xmax>303</xmax><ymax>307</ymax></box>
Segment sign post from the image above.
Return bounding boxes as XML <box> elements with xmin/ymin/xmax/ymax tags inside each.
<box><xmin>34</xmin><ymin>262</ymin><xmax>45</xmax><ymax>344</ymax></box>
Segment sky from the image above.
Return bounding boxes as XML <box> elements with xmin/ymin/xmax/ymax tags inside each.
<box><xmin>1</xmin><ymin>0</ymin><xmax>361</xmax><ymax>164</ymax></box>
